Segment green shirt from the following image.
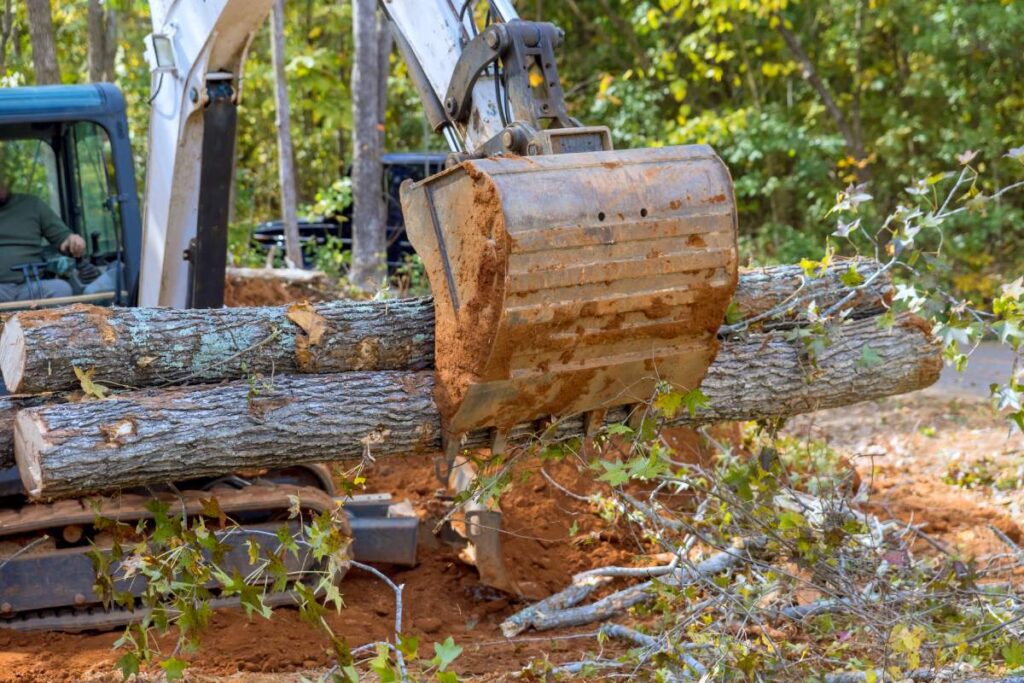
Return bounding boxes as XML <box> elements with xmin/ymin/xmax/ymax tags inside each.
<box><xmin>0</xmin><ymin>193</ymin><xmax>72</xmax><ymax>284</ymax></box>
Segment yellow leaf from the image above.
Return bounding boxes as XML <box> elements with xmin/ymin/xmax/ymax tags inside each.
<box><xmin>286</xmin><ymin>302</ymin><xmax>327</xmax><ymax>346</ymax></box>
<box><xmin>529</xmin><ymin>70</ymin><xmax>544</xmax><ymax>88</ymax></box>
<box><xmin>74</xmin><ymin>366</ymin><xmax>109</xmax><ymax>400</ymax></box>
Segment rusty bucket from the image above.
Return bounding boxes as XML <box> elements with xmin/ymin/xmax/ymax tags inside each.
<box><xmin>402</xmin><ymin>144</ymin><xmax>738</xmax><ymax>439</ymax></box>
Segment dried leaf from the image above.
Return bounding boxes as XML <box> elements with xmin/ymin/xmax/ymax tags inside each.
<box><xmin>286</xmin><ymin>302</ymin><xmax>327</xmax><ymax>346</ymax></box>
<box><xmin>74</xmin><ymin>366</ymin><xmax>109</xmax><ymax>400</ymax></box>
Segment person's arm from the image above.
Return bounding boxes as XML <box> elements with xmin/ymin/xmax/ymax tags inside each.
<box><xmin>34</xmin><ymin>197</ymin><xmax>84</xmax><ymax>257</ymax></box>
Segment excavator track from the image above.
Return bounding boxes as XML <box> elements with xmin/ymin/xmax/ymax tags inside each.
<box><xmin>0</xmin><ymin>483</ymin><xmax>351</xmax><ymax>632</ymax></box>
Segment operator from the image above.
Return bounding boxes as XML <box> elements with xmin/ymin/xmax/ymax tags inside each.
<box><xmin>0</xmin><ymin>176</ymin><xmax>85</xmax><ymax>302</ymax></box>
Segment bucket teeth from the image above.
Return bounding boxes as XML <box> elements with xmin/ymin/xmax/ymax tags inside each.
<box><xmin>403</xmin><ymin>145</ymin><xmax>738</xmax><ymax>438</ymax></box>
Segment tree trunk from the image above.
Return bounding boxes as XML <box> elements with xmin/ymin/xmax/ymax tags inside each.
<box><xmin>270</xmin><ymin>0</ymin><xmax>303</xmax><ymax>268</ymax></box>
<box><xmin>349</xmin><ymin>0</ymin><xmax>386</xmax><ymax>290</ymax></box>
<box><xmin>0</xmin><ymin>260</ymin><xmax>890</xmax><ymax>394</ymax></box>
<box><xmin>25</xmin><ymin>0</ymin><xmax>60</xmax><ymax>85</ymax></box>
<box><xmin>376</xmin><ymin>12</ymin><xmax>393</xmax><ymax>246</ymax></box>
<box><xmin>86</xmin><ymin>0</ymin><xmax>116</xmax><ymax>83</ymax></box>
<box><xmin>14</xmin><ymin>312</ymin><xmax>939</xmax><ymax>500</ymax></box>
<box><xmin>0</xmin><ymin>0</ymin><xmax>15</xmax><ymax>77</ymax></box>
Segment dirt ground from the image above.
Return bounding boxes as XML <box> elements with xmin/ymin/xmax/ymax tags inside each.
<box><xmin>1</xmin><ymin>391</ymin><xmax>1021</xmax><ymax>682</ymax></box>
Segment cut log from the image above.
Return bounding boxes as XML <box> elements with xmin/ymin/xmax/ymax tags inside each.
<box><xmin>1</xmin><ymin>298</ymin><xmax>436</xmax><ymax>394</ymax></box>
<box><xmin>15</xmin><ymin>312</ymin><xmax>939</xmax><ymax>500</ymax></box>
<box><xmin>0</xmin><ymin>395</ymin><xmax>53</xmax><ymax>470</ymax></box>
<box><xmin>2</xmin><ymin>259</ymin><xmax>890</xmax><ymax>395</ymax></box>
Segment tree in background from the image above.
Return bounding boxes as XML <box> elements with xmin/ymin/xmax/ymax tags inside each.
<box><xmin>270</xmin><ymin>0</ymin><xmax>303</xmax><ymax>268</ymax></box>
<box><xmin>349</xmin><ymin>0</ymin><xmax>388</xmax><ymax>290</ymax></box>
<box><xmin>86</xmin><ymin>0</ymin><xmax>116</xmax><ymax>83</ymax></box>
<box><xmin>25</xmin><ymin>0</ymin><xmax>59</xmax><ymax>84</ymax></box>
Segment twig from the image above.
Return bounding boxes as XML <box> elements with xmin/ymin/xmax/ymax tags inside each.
<box><xmin>0</xmin><ymin>535</ymin><xmax>52</xmax><ymax>570</ymax></box>
<box><xmin>351</xmin><ymin>561</ymin><xmax>408</xmax><ymax>682</ymax></box>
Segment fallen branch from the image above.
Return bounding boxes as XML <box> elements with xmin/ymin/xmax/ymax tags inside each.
<box><xmin>501</xmin><ymin>538</ymin><xmax>764</xmax><ymax>635</ymax></box>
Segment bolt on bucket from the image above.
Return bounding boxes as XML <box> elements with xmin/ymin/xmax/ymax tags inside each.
<box><xmin>402</xmin><ymin>144</ymin><xmax>738</xmax><ymax>439</ymax></box>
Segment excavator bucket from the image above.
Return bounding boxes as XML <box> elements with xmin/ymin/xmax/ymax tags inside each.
<box><xmin>402</xmin><ymin>144</ymin><xmax>739</xmax><ymax>439</ymax></box>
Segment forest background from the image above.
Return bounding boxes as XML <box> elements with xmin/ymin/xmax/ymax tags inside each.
<box><xmin>6</xmin><ymin>0</ymin><xmax>1023</xmax><ymax>297</ymax></box>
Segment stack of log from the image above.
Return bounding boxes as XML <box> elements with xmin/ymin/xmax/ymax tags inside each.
<box><xmin>0</xmin><ymin>258</ymin><xmax>941</xmax><ymax>500</ymax></box>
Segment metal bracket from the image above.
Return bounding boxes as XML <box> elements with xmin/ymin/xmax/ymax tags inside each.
<box><xmin>444</xmin><ymin>20</ymin><xmax>574</xmax><ymax>139</ymax></box>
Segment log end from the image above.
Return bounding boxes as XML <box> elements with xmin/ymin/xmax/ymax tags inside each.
<box><xmin>13</xmin><ymin>409</ymin><xmax>45</xmax><ymax>498</ymax></box>
<box><xmin>0</xmin><ymin>315</ymin><xmax>26</xmax><ymax>393</ymax></box>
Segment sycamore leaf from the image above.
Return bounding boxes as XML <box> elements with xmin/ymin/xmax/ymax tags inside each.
<box><xmin>1002</xmin><ymin>277</ymin><xmax>1024</xmax><ymax>300</ymax></box>
<box><xmin>832</xmin><ymin>217</ymin><xmax>860</xmax><ymax>238</ymax></box>
<box><xmin>432</xmin><ymin>636</ymin><xmax>463</xmax><ymax>672</ymax></box>
<box><xmin>597</xmin><ymin>460</ymin><xmax>630</xmax><ymax>487</ymax></box>
<box><xmin>652</xmin><ymin>389</ymin><xmax>683</xmax><ymax>419</ymax></box>
<box><xmin>841</xmin><ymin>265</ymin><xmax>864</xmax><ymax>288</ymax></box>
<box><xmin>957</xmin><ymin>149</ymin><xmax>978</xmax><ymax>165</ymax></box>
<box><xmin>200</xmin><ymin>496</ymin><xmax>227</xmax><ymax>527</ymax></box>
<box><xmin>160</xmin><ymin>656</ymin><xmax>188</xmax><ymax>681</ymax></box>
<box><xmin>994</xmin><ymin>320</ymin><xmax>1024</xmax><ymax>347</ymax></box>
<box><xmin>286</xmin><ymin>301</ymin><xmax>327</xmax><ymax>345</ymax></box>
<box><xmin>398</xmin><ymin>633</ymin><xmax>420</xmax><ymax>660</ymax></box>
<box><xmin>1003</xmin><ymin>640</ymin><xmax>1024</xmax><ymax>670</ymax></box>
<box><xmin>681</xmin><ymin>388</ymin><xmax>709</xmax><ymax>417</ymax></box>
<box><xmin>116</xmin><ymin>652</ymin><xmax>140</xmax><ymax>678</ymax></box>
<box><xmin>605</xmin><ymin>423</ymin><xmax>633</xmax><ymax>437</ymax></box>
<box><xmin>74</xmin><ymin>366</ymin><xmax>109</xmax><ymax>399</ymax></box>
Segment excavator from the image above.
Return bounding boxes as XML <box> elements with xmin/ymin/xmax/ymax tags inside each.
<box><xmin>0</xmin><ymin>0</ymin><xmax>738</xmax><ymax>630</ymax></box>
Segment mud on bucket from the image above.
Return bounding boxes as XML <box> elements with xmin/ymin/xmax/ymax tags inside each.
<box><xmin>401</xmin><ymin>144</ymin><xmax>739</xmax><ymax>439</ymax></box>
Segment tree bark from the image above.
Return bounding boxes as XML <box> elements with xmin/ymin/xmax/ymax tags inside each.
<box><xmin>1</xmin><ymin>259</ymin><xmax>890</xmax><ymax>394</ymax></box>
<box><xmin>86</xmin><ymin>0</ymin><xmax>117</xmax><ymax>83</ymax></box>
<box><xmin>270</xmin><ymin>0</ymin><xmax>303</xmax><ymax>268</ymax></box>
<box><xmin>350</xmin><ymin>0</ymin><xmax>386</xmax><ymax>290</ymax></box>
<box><xmin>14</xmin><ymin>312</ymin><xmax>939</xmax><ymax>500</ymax></box>
<box><xmin>25</xmin><ymin>0</ymin><xmax>61</xmax><ymax>85</ymax></box>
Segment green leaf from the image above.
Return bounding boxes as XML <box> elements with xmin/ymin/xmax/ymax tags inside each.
<box><xmin>652</xmin><ymin>388</ymin><xmax>683</xmax><ymax>418</ymax></box>
<box><xmin>437</xmin><ymin>672</ymin><xmax>459</xmax><ymax>683</ymax></box>
<box><xmin>605</xmin><ymin>423</ymin><xmax>633</xmax><ymax>437</ymax></box>
<box><xmin>840</xmin><ymin>265</ymin><xmax>864</xmax><ymax>287</ymax></box>
<box><xmin>160</xmin><ymin>656</ymin><xmax>189</xmax><ymax>681</ymax></box>
<box><xmin>597</xmin><ymin>460</ymin><xmax>631</xmax><ymax>487</ymax></box>
<box><xmin>370</xmin><ymin>643</ymin><xmax>398</xmax><ymax>683</ymax></box>
<box><xmin>398</xmin><ymin>633</ymin><xmax>420</xmax><ymax>660</ymax></box>
<box><xmin>116</xmin><ymin>651</ymin><xmax>141</xmax><ymax>678</ymax></box>
<box><xmin>432</xmin><ymin>636</ymin><xmax>463</xmax><ymax>672</ymax></box>
<box><xmin>724</xmin><ymin>300</ymin><xmax>742</xmax><ymax>324</ymax></box>
<box><xmin>681</xmin><ymin>388</ymin><xmax>709</xmax><ymax>417</ymax></box>
<box><xmin>1003</xmin><ymin>640</ymin><xmax>1024</xmax><ymax>669</ymax></box>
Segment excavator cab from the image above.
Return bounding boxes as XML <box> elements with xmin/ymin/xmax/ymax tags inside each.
<box><xmin>0</xmin><ymin>84</ymin><xmax>142</xmax><ymax>313</ymax></box>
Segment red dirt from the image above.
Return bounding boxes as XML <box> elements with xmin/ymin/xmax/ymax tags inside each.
<box><xmin>0</xmin><ymin>454</ymin><xmax>634</xmax><ymax>682</ymax></box>
<box><xmin>223</xmin><ymin>273</ymin><xmax>335</xmax><ymax>308</ymax></box>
